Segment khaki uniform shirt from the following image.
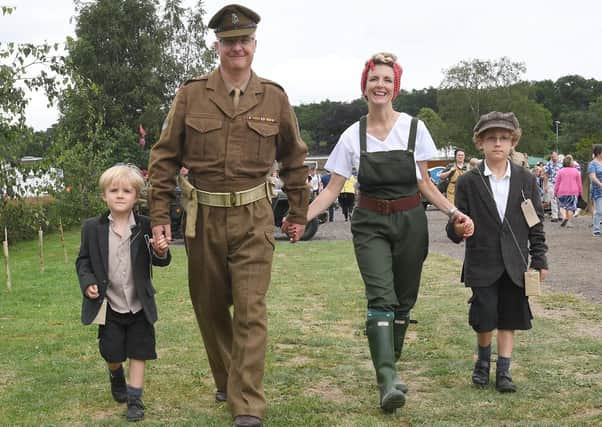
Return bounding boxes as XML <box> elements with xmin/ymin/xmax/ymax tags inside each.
<box><xmin>149</xmin><ymin>68</ymin><xmax>309</xmax><ymax>225</ymax></box>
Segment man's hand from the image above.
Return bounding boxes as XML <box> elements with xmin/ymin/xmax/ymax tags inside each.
<box><xmin>281</xmin><ymin>217</ymin><xmax>306</xmax><ymax>243</ymax></box>
<box><xmin>85</xmin><ymin>284</ymin><xmax>99</xmax><ymax>299</ymax></box>
<box><xmin>152</xmin><ymin>223</ymin><xmax>172</xmax><ymax>244</ymax></box>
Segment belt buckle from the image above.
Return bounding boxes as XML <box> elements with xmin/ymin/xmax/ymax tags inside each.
<box><xmin>377</xmin><ymin>199</ymin><xmax>390</xmax><ymax>215</ymax></box>
<box><xmin>230</xmin><ymin>192</ymin><xmax>237</xmax><ymax>207</ymax></box>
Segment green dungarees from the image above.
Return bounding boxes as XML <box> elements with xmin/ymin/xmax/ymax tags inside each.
<box><xmin>351</xmin><ymin>116</ymin><xmax>429</xmax><ymax>312</ymax></box>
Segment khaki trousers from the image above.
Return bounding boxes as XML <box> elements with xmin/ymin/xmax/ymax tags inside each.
<box><xmin>185</xmin><ymin>197</ymin><xmax>274</xmax><ymax>418</ymax></box>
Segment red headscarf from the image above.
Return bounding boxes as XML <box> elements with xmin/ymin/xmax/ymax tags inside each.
<box><xmin>360</xmin><ymin>53</ymin><xmax>403</xmax><ymax>101</ymax></box>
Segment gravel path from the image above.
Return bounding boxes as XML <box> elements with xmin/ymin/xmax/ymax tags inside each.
<box><xmin>275</xmin><ymin>206</ymin><xmax>601</xmax><ymax>304</ymax></box>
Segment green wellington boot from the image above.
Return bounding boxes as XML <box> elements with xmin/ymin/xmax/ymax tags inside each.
<box><xmin>393</xmin><ymin>312</ymin><xmax>411</xmax><ymax>394</ymax></box>
<box><xmin>366</xmin><ymin>309</ymin><xmax>406</xmax><ymax>412</ymax></box>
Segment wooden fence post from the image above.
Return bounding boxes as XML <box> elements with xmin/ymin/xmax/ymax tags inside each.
<box><xmin>59</xmin><ymin>218</ymin><xmax>68</xmax><ymax>263</ymax></box>
<box><xmin>3</xmin><ymin>227</ymin><xmax>11</xmax><ymax>290</ymax></box>
<box><xmin>39</xmin><ymin>227</ymin><xmax>45</xmax><ymax>272</ymax></box>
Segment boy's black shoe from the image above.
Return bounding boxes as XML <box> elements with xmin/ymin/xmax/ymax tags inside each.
<box><xmin>215</xmin><ymin>390</ymin><xmax>227</xmax><ymax>403</ymax></box>
<box><xmin>234</xmin><ymin>415</ymin><xmax>262</xmax><ymax>427</ymax></box>
<box><xmin>495</xmin><ymin>371</ymin><xmax>517</xmax><ymax>393</ymax></box>
<box><xmin>109</xmin><ymin>368</ymin><xmax>128</xmax><ymax>403</ymax></box>
<box><xmin>472</xmin><ymin>360</ymin><xmax>490</xmax><ymax>386</ymax></box>
<box><xmin>127</xmin><ymin>396</ymin><xmax>145</xmax><ymax>422</ymax></box>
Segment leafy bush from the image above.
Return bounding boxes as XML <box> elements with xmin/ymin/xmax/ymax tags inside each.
<box><xmin>0</xmin><ymin>196</ymin><xmax>54</xmax><ymax>242</ymax></box>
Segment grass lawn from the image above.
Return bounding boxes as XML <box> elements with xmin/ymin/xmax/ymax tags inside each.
<box><xmin>0</xmin><ymin>230</ymin><xmax>601</xmax><ymax>426</ymax></box>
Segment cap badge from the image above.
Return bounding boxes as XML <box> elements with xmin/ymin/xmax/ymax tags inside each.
<box><xmin>231</xmin><ymin>13</ymin><xmax>239</xmax><ymax>25</ymax></box>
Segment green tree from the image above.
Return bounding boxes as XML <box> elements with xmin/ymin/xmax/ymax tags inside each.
<box><xmin>395</xmin><ymin>87</ymin><xmax>438</xmax><ymax>116</ymax></box>
<box><xmin>295</xmin><ymin>99</ymin><xmax>367</xmax><ymax>155</ymax></box>
<box><xmin>440</xmin><ymin>57</ymin><xmax>526</xmax><ymax>121</ymax></box>
<box><xmin>161</xmin><ymin>0</ymin><xmax>217</xmax><ymax>96</ymax></box>
<box><xmin>438</xmin><ymin>57</ymin><xmax>553</xmax><ymax>156</ymax></box>
<box><xmin>1</xmin><ymin>6</ymin><xmax>64</xmax><ymax>199</ymax></box>
<box><xmin>44</xmin><ymin>0</ymin><xmax>216</xmax><ymax>225</ymax></box>
<box><xmin>558</xmin><ymin>94</ymin><xmax>602</xmax><ymax>160</ymax></box>
<box><xmin>416</xmin><ymin>107</ymin><xmax>448</xmax><ymax>149</ymax></box>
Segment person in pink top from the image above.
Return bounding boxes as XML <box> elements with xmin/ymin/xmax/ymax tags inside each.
<box><xmin>554</xmin><ymin>155</ymin><xmax>582</xmax><ymax>228</ymax></box>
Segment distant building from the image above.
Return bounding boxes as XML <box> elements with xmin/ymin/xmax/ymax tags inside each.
<box><xmin>1</xmin><ymin>157</ymin><xmax>63</xmax><ymax>198</ymax></box>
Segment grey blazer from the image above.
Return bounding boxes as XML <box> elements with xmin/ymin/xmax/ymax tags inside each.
<box><xmin>76</xmin><ymin>213</ymin><xmax>171</xmax><ymax>325</ymax></box>
<box><xmin>446</xmin><ymin>162</ymin><xmax>547</xmax><ymax>288</ymax></box>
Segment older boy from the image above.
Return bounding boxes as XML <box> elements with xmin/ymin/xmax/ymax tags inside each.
<box><xmin>447</xmin><ymin>112</ymin><xmax>548</xmax><ymax>392</ymax></box>
<box><xmin>76</xmin><ymin>165</ymin><xmax>170</xmax><ymax>421</ymax></box>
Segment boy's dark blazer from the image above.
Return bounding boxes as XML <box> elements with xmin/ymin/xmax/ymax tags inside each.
<box><xmin>76</xmin><ymin>212</ymin><xmax>171</xmax><ymax>325</ymax></box>
<box><xmin>446</xmin><ymin>161</ymin><xmax>547</xmax><ymax>288</ymax></box>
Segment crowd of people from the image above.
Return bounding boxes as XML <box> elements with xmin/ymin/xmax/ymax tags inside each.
<box><xmin>529</xmin><ymin>149</ymin><xmax>601</xmax><ymax>235</ymax></box>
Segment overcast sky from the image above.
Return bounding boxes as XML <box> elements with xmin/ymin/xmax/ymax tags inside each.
<box><xmin>3</xmin><ymin>0</ymin><xmax>602</xmax><ymax>131</ymax></box>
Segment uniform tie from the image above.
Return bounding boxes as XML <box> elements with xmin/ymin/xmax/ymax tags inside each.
<box><xmin>232</xmin><ymin>88</ymin><xmax>241</xmax><ymax>109</ymax></box>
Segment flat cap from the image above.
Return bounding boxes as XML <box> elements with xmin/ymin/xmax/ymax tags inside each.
<box><xmin>473</xmin><ymin>111</ymin><xmax>520</xmax><ymax>136</ymax></box>
<box><xmin>208</xmin><ymin>4</ymin><xmax>260</xmax><ymax>38</ymax></box>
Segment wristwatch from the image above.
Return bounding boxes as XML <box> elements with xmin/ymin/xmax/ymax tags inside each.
<box><xmin>447</xmin><ymin>207</ymin><xmax>458</xmax><ymax>218</ymax></box>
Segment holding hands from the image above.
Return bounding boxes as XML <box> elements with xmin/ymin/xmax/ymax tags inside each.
<box><xmin>150</xmin><ymin>234</ymin><xmax>170</xmax><ymax>257</ymax></box>
<box><xmin>452</xmin><ymin>211</ymin><xmax>474</xmax><ymax>239</ymax></box>
<box><xmin>281</xmin><ymin>217</ymin><xmax>306</xmax><ymax>243</ymax></box>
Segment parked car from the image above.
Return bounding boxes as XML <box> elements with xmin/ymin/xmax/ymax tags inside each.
<box><xmin>271</xmin><ymin>189</ymin><xmax>321</xmax><ymax>240</ymax></box>
<box><xmin>137</xmin><ymin>184</ymin><xmax>184</xmax><ymax>239</ymax></box>
<box><xmin>271</xmin><ymin>159</ymin><xmax>326</xmax><ymax>241</ymax></box>
<box><xmin>422</xmin><ymin>166</ymin><xmax>447</xmax><ymax>209</ymax></box>
<box><xmin>428</xmin><ymin>166</ymin><xmax>446</xmax><ymax>186</ymax></box>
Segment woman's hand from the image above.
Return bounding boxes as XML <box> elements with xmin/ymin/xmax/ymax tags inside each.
<box><xmin>452</xmin><ymin>211</ymin><xmax>474</xmax><ymax>239</ymax></box>
<box><xmin>281</xmin><ymin>217</ymin><xmax>306</xmax><ymax>243</ymax></box>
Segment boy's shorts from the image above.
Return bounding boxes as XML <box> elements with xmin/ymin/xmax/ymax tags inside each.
<box><xmin>98</xmin><ymin>307</ymin><xmax>157</xmax><ymax>363</ymax></box>
<box><xmin>468</xmin><ymin>271</ymin><xmax>533</xmax><ymax>333</ymax></box>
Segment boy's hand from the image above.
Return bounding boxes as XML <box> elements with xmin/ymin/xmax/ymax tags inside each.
<box><xmin>150</xmin><ymin>235</ymin><xmax>169</xmax><ymax>256</ymax></box>
<box><xmin>152</xmin><ymin>223</ymin><xmax>172</xmax><ymax>244</ymax></box>
<box><xmin>538</xmin><ymin>268</ymin><xmax>549</xmax><ymax>282</ymax></box>
<box><xmin>453</xmin><ymin>212</ymin><xmax>474</xmax><ymax>239</ymax></box>
<box><xmin>85</xmin><ymin>284</ymin><xmax>99</xmax><ymax>299</ymax></box>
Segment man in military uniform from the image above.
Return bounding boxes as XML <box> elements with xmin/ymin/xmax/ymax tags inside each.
<box><xmin>148</xmin><ymin>5</ymin><xmax>309</xmax><ymax>427</ymax></box>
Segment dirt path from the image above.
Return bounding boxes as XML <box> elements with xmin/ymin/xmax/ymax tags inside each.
<box><xmin>278</xmin><ymin>207</ymin><xmax>601</xmax><ymax>304</ymax></box>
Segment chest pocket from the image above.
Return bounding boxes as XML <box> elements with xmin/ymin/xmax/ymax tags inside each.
<box><xmin>246</xmin><ymin>120</ymin><xmax>278</xmax><ymax>163</ymax></box>
<box><xmin>185</xmin><ymin>115</ymin><xmax>223</xmax><ymax>160</ymax></box>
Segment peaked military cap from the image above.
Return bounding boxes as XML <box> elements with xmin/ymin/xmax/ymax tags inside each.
<box><xmin>208</xmin><ymin>4</ymin><xmax>260</xmax><ymax>38</ymax></box>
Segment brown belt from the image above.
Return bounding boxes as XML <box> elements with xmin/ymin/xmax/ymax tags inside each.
<box><xmin>357</xmin><ymin>193</ymin><xmax>421</xmax><ymax>215</ymax></box>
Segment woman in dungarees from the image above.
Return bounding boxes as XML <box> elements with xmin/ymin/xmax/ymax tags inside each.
<box><xmin>298</xmin><ymin>53</ymin><xmax>474</xmax><ymax>412</ymax></box>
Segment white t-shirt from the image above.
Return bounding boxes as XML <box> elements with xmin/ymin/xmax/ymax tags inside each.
<box><xmin>309</xmin><ymin>173</ymin><xmax>321</xmax><ymax>191</ymax></box>
<box><xmin>324</xmin><ymin>113</ymin><xmax>437</xmax><ymax>181</ymax></box>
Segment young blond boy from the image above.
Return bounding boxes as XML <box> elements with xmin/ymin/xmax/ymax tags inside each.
<box><xmin>447</xmin><ymin>112</ymin><xmax>548</xmax><ymax>392</ymax></box>
<box><xmin>76</xmin><ymin>165</ymin><xmax>170</xmax><ymax>421</ymax></box>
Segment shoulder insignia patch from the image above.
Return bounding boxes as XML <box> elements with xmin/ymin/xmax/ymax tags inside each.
<box><xmin>259</xmin><ymin>77</ymin><xmax>285</xmax><ymax>92</ymax></box>
<box><xmin>183</xmin><ymin>74</ymin><xmax>210</xmax><ymax>86</ymax></box>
